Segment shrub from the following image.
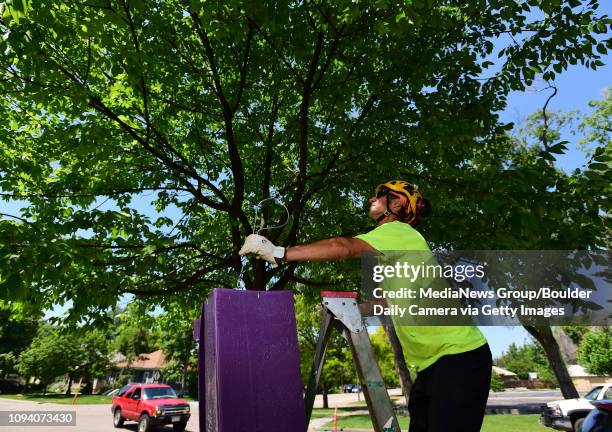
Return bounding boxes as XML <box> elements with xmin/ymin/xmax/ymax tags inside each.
<box><xmin>490</xmin><ymin>372</ymin><xmax>505</xmax><ymax>392</ymax></box>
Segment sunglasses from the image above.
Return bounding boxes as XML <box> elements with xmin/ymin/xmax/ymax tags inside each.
<box><xmin>375</xmin><ymin>187</ymin><xmax>397</xmax><ymax>199</ymax></box>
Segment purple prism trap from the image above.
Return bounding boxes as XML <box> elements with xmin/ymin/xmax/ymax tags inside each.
<box><xmin>197</xmin><ymin>288</ymin><xmax>306</xmax><ymax>432</ymax></box>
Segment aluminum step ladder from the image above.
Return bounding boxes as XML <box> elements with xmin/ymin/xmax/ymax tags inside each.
<box><xmin>303</xmin><ymin>291</ymin><xmax>401</xmax><ymax>432</ymax></box>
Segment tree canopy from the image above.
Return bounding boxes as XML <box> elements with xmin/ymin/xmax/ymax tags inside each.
<box><xmin>0</xmin><ymin>0</ymin><xmax>610</xmax><ymax>322</ymax></box>
<box><xmin>495</xmin><ymin>340</ymin><xmax>557</xmax><ymax>385</ymax></box>
<box><xmin>16</xmin><ymin>324</ymin><xmax>85</xmax><ymax>390</ymax></box>
<box><xmin>577</xmin><ymin>328</ymin><xmax>612</xmax><ymax>375</ymax></box>
<box><xmin>0</xmin><ymin>310</ymin><xmax>38</xmax><ymax>376</ymax></box>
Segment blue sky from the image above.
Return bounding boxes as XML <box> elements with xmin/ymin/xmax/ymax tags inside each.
<box><xmin>482</xmin><ymin>73</ymin><xmax>611</xmax><ymax>357</ymax></box>
<box><xmin>480</xmin><ymin>1</ymin><xmax>611</xmax><ymax>356</ymax></box>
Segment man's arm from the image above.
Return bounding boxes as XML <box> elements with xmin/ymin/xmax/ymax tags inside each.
<box><xmin>239</xmin><ymin>234</ymin><xmax>376</xmax><ymax>266</ymax></box>
<box><xmin>285</xmin><ymin>237</ymin><xmax>375</xmax><ymax>262</ymax></box>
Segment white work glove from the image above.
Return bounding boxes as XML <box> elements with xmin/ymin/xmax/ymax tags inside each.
<box><xmin>238</xmin><ymin>234</ymin><xmax>285</xmax><ymax>268</ymax></box>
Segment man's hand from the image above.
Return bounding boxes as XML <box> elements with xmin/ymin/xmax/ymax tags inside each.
<box><xmin>239</xmin><ymin>234</ymin><xmax>286</xmax><ymax>267</ymax></box>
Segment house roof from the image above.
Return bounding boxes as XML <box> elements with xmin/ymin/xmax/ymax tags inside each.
<box><xmin>110</xmin><ymin>352</ymin><xmax>127</xmax><ymax>364</ymax></box>
<box><xmin>492</xmin><ymin>366</ymin><xmax>517</xmax><ymax>376</ymax></box>
<box><xmin>115</xmin><ymin>350</ymin><xmax>166</xmax><ymax>370</ymax></box>
<box><xmin>567</xmin><ymin>364</ymin><xmax>597</xmax><ymax>377</ymax></box>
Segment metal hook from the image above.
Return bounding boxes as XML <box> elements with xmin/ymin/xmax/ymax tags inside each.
<box><xmin>236</xmin><ymin>196</ymin><xmax>290</xmax><ymax>290</ymax></box>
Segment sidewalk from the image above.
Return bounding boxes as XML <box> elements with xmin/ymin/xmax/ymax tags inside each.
<box><xmin>308</xmin><ymin>409</ymin><xmax>371</xmax><ymax>432</ymax></box>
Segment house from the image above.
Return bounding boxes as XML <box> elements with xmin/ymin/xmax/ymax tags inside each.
<box><xmin>567</xmin><ymin>364</ymin><xmax>612</xmax><ymax>391</ymax></box>
<box><xmin>114</xmin><ymin>350</ymin><xmax>167</xmax><ymax>384</ymax></box>
<box><xmin>492</xmin><ymin>366</ymin><xmax>518</xmax><ymax>385</ymax></box>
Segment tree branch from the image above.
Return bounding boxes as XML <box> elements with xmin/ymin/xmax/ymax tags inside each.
<box><xmin>120</xmin><ymin>0</ymin><xmax>151</xmax><ymax>137</ymax></box>
<box><xmin>284</xmin><ymin>32</ymin><xmax>325</xmax><ymax>247</ymax></box>
<box><xmin>283</xmin><ymin>92</ymin><xmax>377</xmax><ymax>247</ymax></box>
<box><xmin>0</xmin><ymin>213</ymin><xmax>41</xmax><ymax>231</ymax></box>
<box><xmin>190</xmin><ymin>10</ymin><xmax>249</xmax><ymax>236</ymax></box>
<box><xmin>312</xmin><ymin>23</ymin><xmax>346</xmax><ymax>90</ymax></box>
<box><xmin>119</xmin><ymin>278</ymin><xmax>228</xmax><ymax>296</ymax></box>
<box><xmin>0</xmin><ymin>187</ymin><xmax>192</xmax><ymax>200</ymax></box>
<box><xmin>540</xmin><ymin>82</ymin><xmax>558</xmax><ymax>152</ymax></box>
<box><xmin>245</xmin><ymin>15</ymin><xmax>304</xmax><ymax>84</ymax></box>
<box><xmin>87</xmin><ymin>95</ymin><xmax>229</xmax><ymax>212</ymax></box>
<box><xmin>289</xmin><ymin>275</ymin><xmax>335</xmax><ymax>287</ymax></box>
<box><xmin>270</xmin><ymin>262</ymin><xmax>298</xmax><ymax>291</ymax></box>
<box><xmin>232</xmin><ymin>22</ymin><xmax>254</xmax><ymax>113</ymax></box>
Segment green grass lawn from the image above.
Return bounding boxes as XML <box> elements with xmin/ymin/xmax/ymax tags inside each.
<box><xmin>324</xmin><ymin>414</ymin><xmax>548</xmax><ymax>431</ymax></box>
<box><xmin>311</xmin><ymin>408</ymin><xmax>336</xmax><ymax>419</ymax></box>
<box><xmin>311</xmin><ymin>407</ymin><xmax>368</xmax><ymax>419</ymax></box>
<box><xmin>0</xmin><ymin>394</ymin><xmax>113</xmax><ymax>405</ymax></box>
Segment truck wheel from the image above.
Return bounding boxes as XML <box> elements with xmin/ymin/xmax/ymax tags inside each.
<box><xmin>573</xmin><ymin>417</ymin><xmax>584</xmax><ymax>432</ymax></box>
<box><xmin>113</xmin><ymin>408</ymin><xmax>124</xmax><ymax>428</ymax></box>
<box><xmin>173</xmin><ymin>421</ymin><xmax>187</xmax><ymax>432</ymax></box>
<box><xmin>138</xmin><ymin>413</ymin><xmax>150</xmax><ymax>432</ymax></box>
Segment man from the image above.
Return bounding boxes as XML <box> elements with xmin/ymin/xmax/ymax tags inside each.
<box><xmin>239</xmin><ymin>180</ymin><xmax>492</xmax><ymax>432</ymax></box>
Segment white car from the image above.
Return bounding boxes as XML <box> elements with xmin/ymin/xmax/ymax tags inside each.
<box><xmin>541</xmin><ymin>384</ymin><xmax>612</xmax><ymax>432</ymax></box>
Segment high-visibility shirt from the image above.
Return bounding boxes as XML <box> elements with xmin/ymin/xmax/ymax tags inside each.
<box><xmin>355</xmin><ymin>220</ymin><xmax>487</xmax><ymax>378</ymax></box>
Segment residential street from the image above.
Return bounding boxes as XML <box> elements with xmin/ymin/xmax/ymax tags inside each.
<box><xmin>0</xmin><ymin>388</ymin><xmax>569</xmax><ymax>432</ymax></box>
<box><xmin>0</xmin><ymin>397</ymin><xmax>199</xmax><ymax>432</ymax></box>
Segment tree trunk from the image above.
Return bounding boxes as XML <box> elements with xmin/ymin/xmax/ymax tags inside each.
<box><xmin>524</xmin><ymin>325</ymin><xmax>579</xmax><ymax>399</ymax></box>
<box><xmin>82</xmin><ymin>379</ymin><xmax>92</xmax><ymax>395</ymax></box>
<box><xmin>64</xmin><ymin>375</ymin><xmax>73</xmax><ymax>396</ymax></box>
<box><xmin>182</xmin><ymin>364</ymin><xmax>187</xmax><ymax>392</ymax></box>
<box><xmin>321</xmin><ymin>382</ymin><xmax>329</xmax><ymax>409</ymax></box>
<box><xmin>380</xmin><ymin>316</ymin><xmax>412</xmax><ymax>405</ymax></box>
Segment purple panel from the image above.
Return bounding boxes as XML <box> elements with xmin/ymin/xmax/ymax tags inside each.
<box><xmin>204</xmin><ymin>295</ymin><xmax>218</xmax><ymax>431</ymax></box>
<box><xmin>198</xmin><ymin>302</ymin><xmax>208</xmax><ymax>432</ymax></box>
<box><xmin>198</xmin><ymin>288</ymin><xmax>306</xmax><ymax>432</ymax></box>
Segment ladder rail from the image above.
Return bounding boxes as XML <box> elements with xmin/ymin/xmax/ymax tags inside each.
<box><xmin>304</xmin><ymin>308</ymin><xmax>335</xmax><ymax>423</ymax></box>
<box><xmin>304</xmin><ymin>293</ymin><xmax>401</xmax><ymax>432</ymax></box>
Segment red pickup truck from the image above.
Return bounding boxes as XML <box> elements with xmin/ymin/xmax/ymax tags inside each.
<box><xmin>111</xmin><ymin>383</ymin><xmax>190</xmax><ymax>432</ymax></box>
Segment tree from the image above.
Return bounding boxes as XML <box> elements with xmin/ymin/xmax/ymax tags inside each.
<box><xmin>496</xmin><ymin>340</ymin><xmax>557</xmax><ymax>387</ymax></box>
<box><xmin>0</xmin><ymin>0</ymin><xmax>609</xmax><ymax>321</ymax></box>
<box><xmin>75</xmin><ymin>326</ymin><xmax>113</xmax><ymax>394</ymax></box>
<box><xmin>578</xmin><ymin>88</ymin><xmax>611</xmax><ymax>158</ymax></box>
<box><xmin>14</xmin><ymin>322</ymin><xmax>112</xmax><ymax>394</ymax></box>
<box><xmin>0</xmin><ymin>309</ymin><xmax>38</xmax><ymax>377</ymax></box>
<box><xmin>16</xmin><ymin>324</ymin><xmax>84</xmax><ymax>393</ymax></box>
<box><xmin>158</xmin><ymin>309</ymin><xmax>198</xmax><ymax>392</ymax></box>
<box><xmin>294</xmin><ymin>294</ymin><xmax>355</xmax><ymax>409</ymax></box>
<box><xmin>560</xmin><ymin>326</ymin><xmax>591</xmax><ymax>345</ymax></box>
<box><xmin>461</xmin><ymin>84</ymin><xmax>610</xmax><ymax>399</ymax></box>
<box><xmin>115</xmin><ymin>327</ymin><xmax>156</xmax><ymax>359</ymax></box>
<box><xmin>490</xmin><ymin>372</ymin><xmax>505</xmax><ymax>392</ymax></box>
<box><xmin>0</xmin><ymin>0</ymin><xmax>609</xmax><ymax>405</ymax></box>
<box><xmin>497</xmin><ymin>343</ymin><xmax>531</xmax><ymax>379</ymax></box>
<box><xmin>369</xmin><ymin>327</ymin><xmax>399</xmax><ymax>389</ymax></box>
<box><xmin>577</xmin><ymin>328</ymin><xmax>612</xmax><ymax>376</ymax></box>
<box><xmin>379</xmin><ymin>315</ymin><xmax>412</xmax><ymax>405</ymax></box>
<box><xmin>109</xmin><ymin>302</ymin><xmax>163</xmax><ymax>387</ymax></box>
<box><xmin>516</xmin><ymin>86</ymin><xmax>610</xmax><ymax>399</ymax></box>
<box><xmin>113</xmin><ymin>302</ymin><xmax>162</xmax><ymax>357</ymax></box>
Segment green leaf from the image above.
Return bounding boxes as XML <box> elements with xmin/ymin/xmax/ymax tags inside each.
<box><xmin>588</xmin><ymin>163</ymin><xmax>609</xmax><ymax>171</ymax></box>
<box><xmin>596</xmin><ymin>43</ymin><xmax>607</xmax><ymax>55</ymax></box>
<box><xmin>0</xmin><ymin>274</ymin><xmax>23</xmax><ymax>299</ymax></box>
<box><xmin>547</xmin><ymin>142</ymin><xmax>567</xmax><ymax>154</ymax></box>
<box><xmin>538</xmin><ymin>151</ymin><xmax>556</xmax><ymax>161</ymax></box>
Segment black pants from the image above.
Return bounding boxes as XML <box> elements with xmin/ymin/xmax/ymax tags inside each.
<box><xmin>408</xmin><ymin>343</ymin><xmax>492</xmax><ymax>432</ymax></box>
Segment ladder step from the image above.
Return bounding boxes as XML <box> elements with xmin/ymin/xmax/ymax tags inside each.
<box><xmin>320</xmin><ymin>290</ymin><xmax>358</xmax><ymax>298</ymax></box>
